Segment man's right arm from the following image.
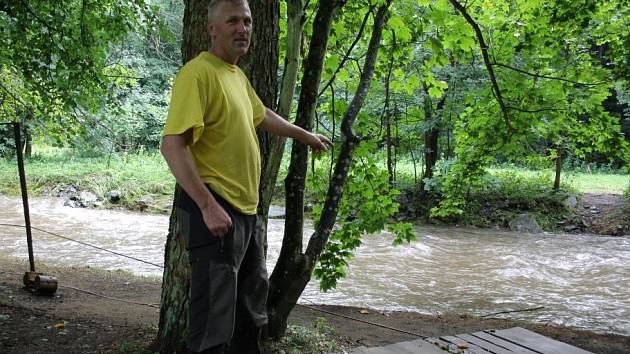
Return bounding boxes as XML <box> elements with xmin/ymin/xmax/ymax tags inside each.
<box><xmin>160</xmin><ymin>131</ymin><xmax>232</xmax><ymax>238</ymax></box>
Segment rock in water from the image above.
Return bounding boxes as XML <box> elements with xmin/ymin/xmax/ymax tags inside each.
<box><xmin>509</xmin><ymin>213</ymin><xmax>543</xmax><ymax>234</ymax></box>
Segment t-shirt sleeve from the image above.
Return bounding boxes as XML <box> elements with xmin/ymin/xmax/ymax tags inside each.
<box><xmin>163</xmin><ymin>69</ymin><xmax>206</xmax><ymax>145</ymax></box>
<box><xmin>246</xmin><ymin>79</ymin><xmax>266</xmax><ymax>127</ymax></box>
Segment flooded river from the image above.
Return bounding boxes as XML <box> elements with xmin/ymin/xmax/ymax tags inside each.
<box><xmin>0</xmin><ymin>196</ymin><xmax>628</xmax><ymax>335</ymax></box>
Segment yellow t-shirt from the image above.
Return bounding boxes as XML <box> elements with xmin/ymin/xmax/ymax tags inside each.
<box><xmin>163</xmin><ymin>51</ymin><xmax>266</xmax><ymax>215</ymax></box>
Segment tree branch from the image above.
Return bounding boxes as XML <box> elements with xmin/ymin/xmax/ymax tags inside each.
<box><xmin>306</xmin><ymin>1</ymin><xmax>392</xmax><ymax>261</ymax></box>
<box><xmin>0</xmin><ymin>81</ymin><xmax>29</xmax><ymax>109</ymax></box>
<box><xmin>505</xmin><ymin>105</ymin><xmax>566</xmax><ymax>113</ymax></box>
<box><xmin>318</xmin><ymin>6</ymin><xmax>373</xmax><ymax>96</ymax></box>
<box><xmin>493</xmin><ymin>62</ymin><xmax>609</xmax><ymax>86</ymax></box>
<box><xmin>481</xmin><ymin>306</ymin><xmax>545</xmax><ymax>318</ymax></box>
<box><xmin>448</xmin><ymin>0</ymin><xmax>512</xmax><ymax>132</ymax></box>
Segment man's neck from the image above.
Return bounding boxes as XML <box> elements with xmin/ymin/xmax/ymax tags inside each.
<box><xmin>210</xmin><ymin>48</ymin><xmax>239</xmax><ymax>65</ymax></box>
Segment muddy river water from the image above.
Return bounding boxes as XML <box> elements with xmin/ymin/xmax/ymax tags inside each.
<box><xmin>0</xmin><ymin>196</ymin><xmax>628</xmax><ymax>335</ymax></box>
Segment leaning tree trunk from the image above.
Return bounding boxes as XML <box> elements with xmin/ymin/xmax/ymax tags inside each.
<box><xmin>155</xmin><ymin>1</ymin><xmax>208</xmax><ymax>352</ymax></box>
<box><xmin>255</xmin><ymin>0</ymin><xmax>304</xmax><ymax>245</ymax></box>
<box><xmin>267</xmin><ymin>1</ymin><xmax>391</xmax><ymax>338</ymax></box>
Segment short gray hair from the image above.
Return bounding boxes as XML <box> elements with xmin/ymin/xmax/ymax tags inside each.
<box><xmin>207</xmin><ymin>0</ymin><xmax>249</xmax><ymax>22</ymax></box>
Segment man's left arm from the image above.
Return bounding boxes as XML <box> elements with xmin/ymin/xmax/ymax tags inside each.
<box><xmin>258</xmin><ymin>108</ymin><xmax>332</xmax><ymax>153</ymax></box>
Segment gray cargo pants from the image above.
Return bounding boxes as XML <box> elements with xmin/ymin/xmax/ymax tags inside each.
<box><xmin>176</xmin><ymin>186</ymin><xmax>268</xmax><ymax>354</ymax></box>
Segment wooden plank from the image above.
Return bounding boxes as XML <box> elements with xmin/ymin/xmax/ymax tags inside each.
<box><xmin>350</xmin><ymin>339</ymin><xmax>448</xmax><ymax>354</ymax></box>
<box><xmin>488</xmin><ymin>327</ymin><xmax>594</xmax><ymax>354</ymax></box>
<box><xmin>471</xmin><ymin>331</ymin><xmax>540</xmax><ymax>354</ymax></box>
<box><xmin>350</xmin><ymin>347</ymin><xmax>392</xmax><ymax>354</ymax></box>
<box><xmin>454</xmin><ymin>333</ymin><xmax>514</xmax><ymax>354</ymax></box>
<box><xmin>390</xmin><ymin>339</ymin><xmax>450</xmax><ymax>354</ymax></box>
<box><xmin>428</xmin><ymin>337</ymin><xmax>461</xmax><ymax>353</ymax></box>
<box><xmin>441</xmin><ymin>335</ymin><xmax>492</xmax><ymax>354</ymax></box>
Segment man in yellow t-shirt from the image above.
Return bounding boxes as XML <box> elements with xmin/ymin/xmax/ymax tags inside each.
<box><xmin>160</xmin><ymin>1</ymin><xmax>331</xmax><ymax>353</ymax></box>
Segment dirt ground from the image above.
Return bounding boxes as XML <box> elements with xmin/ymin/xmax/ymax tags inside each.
<box><xmin>571</xmin><ymin>193</ymin><xmax>630</xmax><ymax>236</ymax></box>
<box><xmin>1</xmin><ymin>255</ymin><xmax>629</xmax><ymax>354</ymax></box>
<box><xmin>1</xmin><ymin>192</ymin><xmax>628</xmax><ymax>353</ymax></box>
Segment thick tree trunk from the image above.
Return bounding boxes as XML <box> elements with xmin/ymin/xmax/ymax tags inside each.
<box><xmin>255</xmin><ymin>0</ymin><xmax>304</xmax><ymax>234</ymax></box>
<box><xmin>237</xmin><ymin>0</ymin><xmax>280</xmax><ymax>247</ymax></box>
<box><xmin>181</xmin><ymin>0</ymin><xmax>209</xmax><ymax>64</ymax></box>
<box><xmin>155</xmin><ymin>188</ymin><xmax>191</xmax><ymax>354</ymax></box>
<box><xmin>154</xmin><ymin>1</ymin><xmax>210</xmax><ymax>353</ymax></box>
<box><xmin>267</xmin><ymin>1</ymin><xmax>390</xmax><ymax>338</ymax></box>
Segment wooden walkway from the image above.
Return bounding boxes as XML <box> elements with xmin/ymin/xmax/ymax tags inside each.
<box><xmin>349</xmin><ymin>327</ymin><xmax>594</xmax><ymax>354</ymax></box>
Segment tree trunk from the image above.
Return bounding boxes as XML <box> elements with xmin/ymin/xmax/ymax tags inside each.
<box><xmin>267</xmin><ymin>0</ymin><xmax>345</xmax><ymax>338</ymax></box>
<box><xmin>554</xmin><ymin>148</ymin><xmax>562</xmax><ymax>190</ymax></box>
<box><xmin>421</xmin><ymin>90</ymin><xmax>446</xmax><ymax>190</ymax></box>
<box><xmin>237</xmin><ymin>0</ymin><xmax>280</xmax><ymax>250</ymax></box>
<box><xmin>256</xmin><ymin>0</ymin><xmax>304</xmax><ymax>218</ymax></box>
<box><xmin>154</xmin><ymin>1</ymin><xmax>210</xmax><ymax>353</ymax></box>
<box><xmin>267</xmin><ymin>1</ymin><xmax>390</xmax><ymax>338</ymax></box>
<box><xmin>181</xmin><ymin>0</ymin><xmax>209</xmax><ymax>64</ymax></box>
<box><xmin>155</xmin><ymin>187</ymin><xmax>191</xmax><ymax>354</ymax></box>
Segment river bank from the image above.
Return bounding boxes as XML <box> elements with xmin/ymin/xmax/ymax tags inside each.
<box><xmin>1</xmin><ymin>254</ymin><xmax>628</xmax><ymax>354</ymax></box>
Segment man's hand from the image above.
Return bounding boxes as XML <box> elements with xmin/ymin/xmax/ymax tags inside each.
<box><xmin>258</xmin><ymin>109</ymin><xmax>333</xmax><ymax>153</ymax></box>
<box><xmin>302</xmin><ymin>132</ymin><xmax>333</xmax><ymax>154</ymax></box>
<box><xmin>200</xmin><ymin>200</ymin><xmax>232</xmax><ymax>238</ymax></box>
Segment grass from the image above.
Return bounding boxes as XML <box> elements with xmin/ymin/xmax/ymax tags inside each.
<box><xmin>262</xmin><ymin>318</ymin><xmax>342</xmax><ymax>354</ymax></box>
<box><xmin>107</xmin><ymin>319</ymin><xmax>342</xmax><ymax>354</ymax></box>
<box><xmin>1</xmin><ymin>146</ymin><xmax>628</xmax><ymax>221</ymax></box>
<box><xmin>389</xmin><ymin>160</ymin><xmax>629</xmax><ymax>195</ymax></box>
<box><xmin>0</xmin><ymin>146</ymin><xmax>175</xmax><ymax>213</ymax></box>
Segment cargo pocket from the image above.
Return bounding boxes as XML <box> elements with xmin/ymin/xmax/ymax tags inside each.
<box><xmin>200</xmin><ymin>260</ymin><xmax>237</xmax><ymax>348</ymax></box>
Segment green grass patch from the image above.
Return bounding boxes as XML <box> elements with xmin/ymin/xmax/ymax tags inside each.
<box><xmin>262</xmin><ymin>318</ymin><xmax>341</xmax><ymax>354</ymax></box>
<box><xmin>0</xmin><ymin>148</ymin><xmax>175</xmax><ymax>213</ymax></box>
<box><xmin>390</xmin><ymin>160</ymin><xmax>629</xmax><ymax>195</ymax></box>
<box><xmin>463</xmin><ymin>171</ymin><xmax>573</xmax><ymax>230</ymax></box>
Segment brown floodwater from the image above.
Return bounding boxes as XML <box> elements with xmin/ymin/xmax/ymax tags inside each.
<box><xmin>0</xmin><ymin>195</ymin><xmax>628</xmax><ymax>335</ymax></box>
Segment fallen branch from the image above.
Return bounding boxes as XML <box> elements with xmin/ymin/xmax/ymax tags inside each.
<box><xmin>481</xmin><ymin>306</ymin><xmax>545</xmax><ymax>318</ymax></box>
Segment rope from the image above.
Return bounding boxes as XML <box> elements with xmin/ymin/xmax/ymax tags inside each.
<box><xmin>60</xmin><ymin>285</ymin><xmax>160</xmax><ymax>308</ymax></box>
<box><xmin>0</xmin><ymin>223</ymin><xmax>164</xmax><ymax>269</ymax></box>
<box><xmin>297</xmin><ymin>298</ymin><xmax>426</xmax><ymax>339</ymax></box>
<box><xmin>1</xmin><ymin>222</ymin><xmax>427</xmax><ymax>338</ymax></box>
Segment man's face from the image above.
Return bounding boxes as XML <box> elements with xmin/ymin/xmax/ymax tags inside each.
<box><xmin>208</xmin><ymin>1</ymin><xmax>252</xmax><ymax>64</ymax></box>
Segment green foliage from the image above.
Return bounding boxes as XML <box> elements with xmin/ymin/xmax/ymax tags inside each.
<box><xmin>262</xmin><ymin>318</ymin><xmax>340</xmax><ymax>354</ymax></box>
<box><xmin>312</xmin><ymin>140</ymin><xmax>414</xmax><ymax>291</ymax></box>
<box><xmin>0</xmin><ymin>148</ymin><xmax>174</xmax><ymax>212</ymax></box>
<box><xmin>464</xmin><ymin>170</ymin><xmax>573</xmax><ymax>230</ymax></box>
<box><xmin>0</xmin><ymin>0</ymin><xmax>160</xmax><ymax>147</ymax></box>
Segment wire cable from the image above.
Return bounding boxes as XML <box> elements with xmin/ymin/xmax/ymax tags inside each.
<box><xmin>60</xmin><ymin>284</ymin><xmax>160</xmax><ymax>308</ymax></box>
<box><xmin>0</xmin><ymin>223</ymin><xmax>164</xmax><ymax>269</ymax></box>
<box><xmin>296</xmin><ymin>299</ymin><xmax>426</xmax><ymax>339</ymax></box>
<box><xmin>1</xmin><ymin>222</ymin><xmax>427</xmax><ymax>338</ymax></box>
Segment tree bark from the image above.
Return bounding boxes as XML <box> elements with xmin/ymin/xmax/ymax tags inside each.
<box><xmin>237</xmin><ymin>0</ymin><xmax>281</xmax><ymax>249</ymax></box>
<box><xmin>267</xmin><ymin>0</ymin><xmax>346</xmax><ymax>338</ymax></box>
<box><xmin>256</xmin><ymin>0</ymin><xmax>305</xmax><ymax>216</ymax></box>
<box><xmin>181</xmin><ymin>0</ymin><xmax>209</xmax><ymax>64</ymax></box>
<box><xmin>554</xmin><ymin>148</ymin><xmax>562</xmax><ymax>190</ymax></box>
<box><xmin>155</xmin><ymin>187</ymin><xmax>191</xmax><ymax>354</ymax></box>
<box><xmin>267</xmin><ymin>1</ymin><xmax>390</xmax><ymax>339</ymax></box>
<box><xmin>154</xmin><ymin>1</ymin><xmax>211</xmax><ymax>353</ymax></box>
<box><xmin>421</xmin><ymin>90</ymin><xmax>446</xmax><ymax>188</ymax></box>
